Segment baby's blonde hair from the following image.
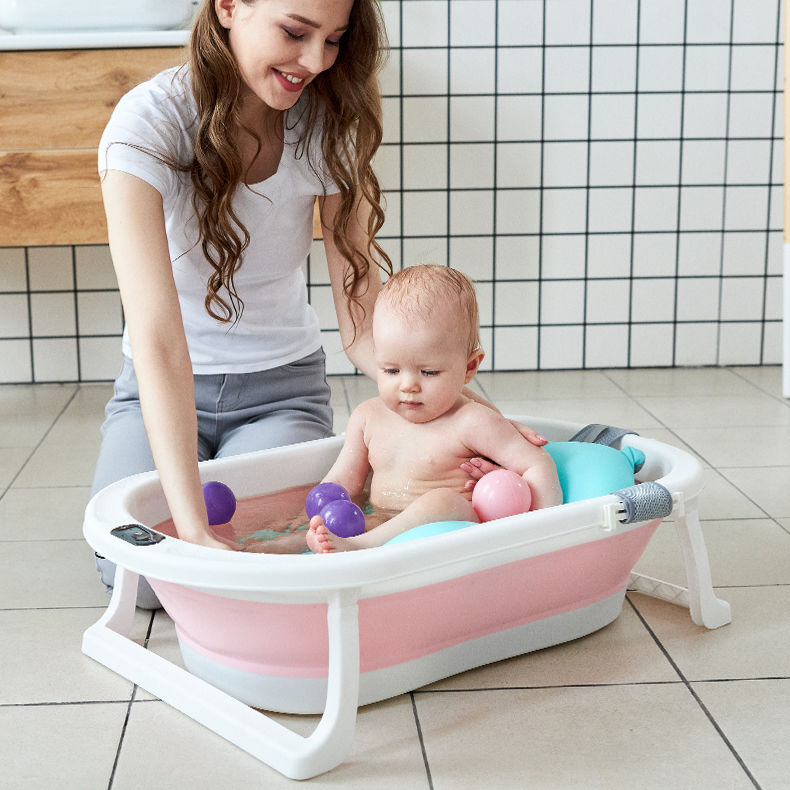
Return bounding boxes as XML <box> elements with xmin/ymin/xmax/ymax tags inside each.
<box><xmin>376</xmin><ymin>265</ymin><xmax>481</xmax><ymax>356</ymax></box>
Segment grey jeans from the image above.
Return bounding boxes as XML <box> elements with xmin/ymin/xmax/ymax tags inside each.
<box><xmin>91</xmin><ymin>348</ymin><xmax>334</xmax><ymax>609</ymax></box>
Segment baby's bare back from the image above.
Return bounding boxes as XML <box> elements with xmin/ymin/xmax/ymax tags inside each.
<box><xmin>364</xmin><ymin>403</ymin><xmax>476</xmax><ymax>511</ymax></box>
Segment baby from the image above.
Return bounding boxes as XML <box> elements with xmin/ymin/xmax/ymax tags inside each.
<box><xmin>306</xmin><ymin>265</ymin><xmax>562</xmax><ymax>553</ymax></box>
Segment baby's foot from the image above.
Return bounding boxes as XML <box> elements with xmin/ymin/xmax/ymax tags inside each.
<box><xmin>306</xmin><ymin>516</ymin><xmax>337</xmax><ymax>553</ymax></box>
<box><xmin>306</xmin><ymin>516</ymin><xmax>358</xmax><ymax>553</ymax></box>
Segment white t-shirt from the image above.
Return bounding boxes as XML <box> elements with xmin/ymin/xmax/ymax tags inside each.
<box><xmin>99</xmin><ymin>66</ymin><xmax>339</xmax><ymax>374</ymax></box>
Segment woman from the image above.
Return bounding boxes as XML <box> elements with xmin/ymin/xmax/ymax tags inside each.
<box><xmin>92</xmin><ymin>0</ymin><xmax>390</xmax><ymax>605</ymax></box>
<box><xmin>92</xmin><ymin>0</ymin><xmax>544</xmax><ymax>607</ymax></box>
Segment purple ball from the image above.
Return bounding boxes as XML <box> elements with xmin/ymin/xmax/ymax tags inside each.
<box><xmin>202</xmin><ymin>481</ymin><xmax>237</xmax><ymax>526</ymax></box>
<box><xmin>320</xmin><ymin>499</ymin><xmax>365</xmax><ymax>538</ymax></box>
<box><xmin>305</xmin><ymin>482</ymin><xmax>351</xmax><ymax>518</ymax></box>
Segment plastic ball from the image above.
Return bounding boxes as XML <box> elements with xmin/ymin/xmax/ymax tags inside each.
<box><xmin>471</xmin><ymin>469</ymin><xmax>532</xmax><ymax>522</ymax></box>
<box><xmin>202</xmin><ymin>481</ymin><xmax>237</xmax><ymax>525</ymax></box>
<box><xmin>319</xmin><ymin>499</ymin><xmax>366</xmax><ymax>538</ymax></box>
<box><xmin>305</xmin><ymin>482</ymin><xmax>351</xmax><ymax>518</ymax></box>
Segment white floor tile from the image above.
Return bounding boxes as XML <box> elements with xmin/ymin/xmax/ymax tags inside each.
<box><xmin>0</xmin><ymin>703</ymin><xmax>127</xmax><ymax>790</ymax></box>
<box><xmin>494</xmin><ymin>396</ymin><xmax>662</xmax><ymax>431</ymax></box>
<box><xmin>672</xmin><ymin>425</ymin><xmax>790</xmax><ymax>467</ymax></box>
<box><xmin>0</xmin><ymin>486</ymin><xmax>91</xmax><ymax>541</ymax></box>
<box><xmin>0</xmin><ymin>541</ymin><xmax>109</xmax><ymax>609</ymax></box>
<box><xmin>477</xmin><ymin>369</ymin><xmax>625</xmax><ymax>400</ymax></box>
<box><xmin>731</xmin><ymin>365</ymin><xmax>784</xmax><ymax>398</ymax></box>
<box><xmin>693</xmin><ymin>678</ymin><xmax>790</xmax><ymax>790</ymax></box>
<box><xmin>638</xmin><ymin>393</ymin><xmax>790</xmax><ymax>428</ymax></box>
<box><xmin>14</xmin><ymin>439</ymin><xmax>101</xmax><ymax>487</ymax></box>
<box><xmin>605</xmin><ymin>367</ymin><xmax>760</xmax><ymax>397</ymax></box>
<box><xmin>414</xmin><ymin>685</ymin><xmax>755</xmax><ymax>789</ymax></box>
<box><xmin>719</xmin><ymin>466</ymin><xmax>790</xmax><ymax>519</ymax></box>
<box><xmin>636</xmin><ymin>518</ymin><xmax>790</xmax><ymax>587</ymax></box>
<box><xmin>632</xmin><ymin>587</ymin><xmax>790</xmax><ymax>682</ymax></box>
<box><xmin>694</xmin><ymin>468</ymin><xmax>768</xmax><ymax>520</ymax></box>
<box><xmin>0</xmin><ymin>608</ymin><xmax>141</xmax><ymax>704</ymax></box>
<box><xmin>0</xmin><ymin>446</ymin><xmax>32</xmax><ymax>488</ymax></box>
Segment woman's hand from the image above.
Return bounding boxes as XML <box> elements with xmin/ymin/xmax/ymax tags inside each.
<box><xmin>187</xmin><ymin>529</ymin><xmax>239</xmax><ymax>551</ymax></box>
<box><xmin>509</xmin><ymin>419</ymin><xmax>548</xmax><ymax>447</ymax></box>
<box><xmin>460</xmin><ymin>423</ymin><xmax>549</xmax><ymax>491</ymax></box>
<box><xmin>461</xmin><ymin>457</ymin><xmax>498</xmax><ymax>491</ymax></box>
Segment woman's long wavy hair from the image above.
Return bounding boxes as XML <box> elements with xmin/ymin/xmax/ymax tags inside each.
<box><xmin>188</xmin><ymin>0</ymin><xmax>392</xmax><ymax>329</ymax></box>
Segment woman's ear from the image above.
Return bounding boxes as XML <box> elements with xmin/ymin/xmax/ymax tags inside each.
<box><xmin>215</xmin><ymin>0</ymin><xmax>236</xmax><ymax>29</ymax></box>
<box><xmin>465</xmin><ymin>348</ymin><xmax>485</xmax><ymax>383</ymax></box>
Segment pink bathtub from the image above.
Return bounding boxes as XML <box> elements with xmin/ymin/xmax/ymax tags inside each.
<box><xmin>82</xmin><ymin>416</ymin><xmax>730</xmax><ymax>779</ymax></box>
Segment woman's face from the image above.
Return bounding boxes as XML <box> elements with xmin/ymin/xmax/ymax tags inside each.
<box><xmin>215</xmin><ymin>0</ymin><xmax>353</xmax><ymax>114</ymax></box>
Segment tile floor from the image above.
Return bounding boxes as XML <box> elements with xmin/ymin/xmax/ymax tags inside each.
<box><xmin>1</xmin><ymin>366</ymin><xmax>789</xmax><ymax>789</ymax></box>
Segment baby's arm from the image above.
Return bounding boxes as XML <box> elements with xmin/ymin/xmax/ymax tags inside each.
<box><xmin>462</xmin><ymin>387</ymin><xmax>548</xmax><ymax>446</ymax></box>
<box><xmin>461</xmin><ymin>406</ymin><xmax>563</xmax><ymax>510</ymax></box>
<box><xmin>319</xmin><ymin>402</ymin><xmax>372</xmax><ymax>498</ymax></box>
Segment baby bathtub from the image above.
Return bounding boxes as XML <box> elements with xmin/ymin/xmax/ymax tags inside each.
<box><xmin>82</xmin><ymin>416</ymin><xmax>730</xmax><ymax>780</ymax></box>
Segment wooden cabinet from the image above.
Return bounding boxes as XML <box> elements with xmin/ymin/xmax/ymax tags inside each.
<box><xmin>0</xmin><ymin>48</ymin><xmax>185</xmax><ymax>246</ymax></box>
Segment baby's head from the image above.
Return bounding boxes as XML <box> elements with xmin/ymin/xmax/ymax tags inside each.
<box><xmin>372</xmin><ymin>266</ymin><xmax>485</xmax><ymax>422</ymax></box>
<box><xmin>374</xmin><ymin>265</ymin><xmax>481</xmax><ymax>357</ymax></box>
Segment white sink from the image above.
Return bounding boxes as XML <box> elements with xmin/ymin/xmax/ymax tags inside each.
<box><xmin>0</xmin><ymin>0</ymin><xmax>197</xmax><ymax>33</ymax></box>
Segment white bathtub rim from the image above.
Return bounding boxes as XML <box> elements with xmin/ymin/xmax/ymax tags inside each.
<box><xmin>83</xmin><ymin>417</ymin><xmax>702</xmax><ymax>599</ymax></box>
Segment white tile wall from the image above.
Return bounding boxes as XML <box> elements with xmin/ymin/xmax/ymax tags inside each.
<box><xmin>0</xmin><ymin>0</ymin><xmax>783</xmax><ymax>383</ymax></box>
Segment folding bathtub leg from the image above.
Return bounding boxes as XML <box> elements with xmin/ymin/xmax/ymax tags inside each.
<box><xmin>629</xmin><ymin>497</ymin><xmax>731</xmax><ymax>629</ymax></box>
<box><xmin>86</xmin><ymin>564</ymin><xmax>141</xmax><ymax>643</ymax></box>
<box><xmin>670</xmin><ymin>498</ymin><xmax>731</xmax><ymax>628</ymax></box>
<box><xmin>83</xmin><ymin>576</ymin><xmax>362</xmax><ymax>780</ymax></box>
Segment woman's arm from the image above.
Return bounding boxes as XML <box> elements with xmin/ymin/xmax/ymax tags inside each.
<box><xmin>101</xmin><ymin>170</ymin><xmax>230</xmax><ymax>549</ymax></box>
<box><xmin>318</xmin><ymin>192</ymin><xmax>383</xmax><ymax>380</ymax></box>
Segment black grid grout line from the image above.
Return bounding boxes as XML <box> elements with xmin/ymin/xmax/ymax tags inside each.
<box><xmin>71</xmin><ymin>245</ymin><xmax>82</xmax><ymax>383</ymax></box>
<box><xmin>677</xmin><ymin>1</ymin><xmax>695</xmax><ymax>367</ymax></box>
<box><xmin>490</xmin><ymin>0</ymin><xmax>499</xmax><ymax>368</ymax></box>
<box><xmin>383</xmin><ymin>90</ymin><xmax>783</xmax><ymax>101</ymax></box>
<box><xmin>385</xmin><ymin>181</ymin><xmax>785</xmax><ymax>189</ymax></box>
<box><xmin>389</xmin><ymin>44</ymin><xmax>784</xmax><ymax>54</ymax></box>
<box><xmin>444</xmin><ymin>3</ymin><xmax>452</xmax><ymax>283</ymax></box>
<box><xmin>382</xmin><ymin>138</ymin><xmax>783</xmax><ymax>148</ymax></box>
<box><xmin>714</xmin><ymin>2</ymin><xmax>734</xmax><ymax>367</ymax></box>
<box><xmin>23</xmin><ymin>247</ymin><xmax>34</xmax><ymax>383</ymax></box>
<box><xmin>536</xmin><ymin>0</ymin><xmax>547</xmax><ymax>370</ymax></box>
<box><xmin>398</xmin><ymin>0</ymin><xmax>405</xmax><ymax>281</ymax></box>
<box><xmin>760</xmin><ymin>0</ymin><xmax>785</xmax><ymax>363</ymax></box>
<box><xmin>626</xmin><ymin>0</ymin><xmax>642</xmax><ymax>367</ymax></box>
<box><xmin>581</xmin><ymin>1</ymin><xmax>595</xmax><ymax>369</ymax></box>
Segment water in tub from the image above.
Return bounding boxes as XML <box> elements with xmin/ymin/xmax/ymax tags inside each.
<box><xmin>155</xmin><ymin>486</ymin><xmax>378</xmax><ymax>554</ymax></box>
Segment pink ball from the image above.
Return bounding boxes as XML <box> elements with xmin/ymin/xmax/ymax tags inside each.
<box><xmin>472</xmin><ymin>469</ymin><xmax>532</xmax><ymax>522</ymax></box>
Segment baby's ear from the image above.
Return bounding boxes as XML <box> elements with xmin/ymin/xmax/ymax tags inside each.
<box><xmin>465</xmin><ymin>349</ymin><xmax>485</xmax><ymax>382</ymax></box>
